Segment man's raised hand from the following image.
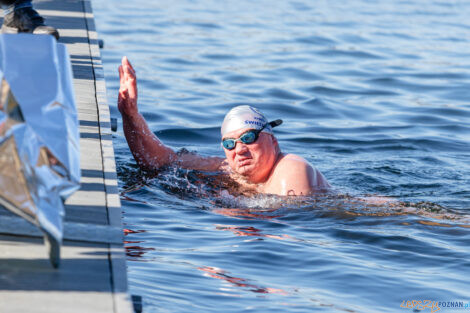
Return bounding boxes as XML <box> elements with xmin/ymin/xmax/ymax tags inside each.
<box><xmin>118</xmin><ymin>56</ymin><xmax>138</xmax><ymax>116</ymax></box>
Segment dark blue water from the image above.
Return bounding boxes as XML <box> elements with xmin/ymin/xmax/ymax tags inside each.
<box><xmin>93</xmin><ymin>1</ymin><xmax>470</xmax><ymax>312</ymax></box>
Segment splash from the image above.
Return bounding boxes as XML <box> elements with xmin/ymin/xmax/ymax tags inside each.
<box><xmin>118</xmin><ymin>163</ymin><xmax>469</xmax><ymax>227</ymax></box>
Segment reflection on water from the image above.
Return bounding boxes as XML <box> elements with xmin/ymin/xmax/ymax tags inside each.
<box><xmin>124</xmin><ymin>229</ymin><xmax>153</xmax><ymax>261</ymax></box>
<box><xmin>198</xmin><ymin>266</ymin><xmax>289</xmax><ymax>295</ymax></box>
<box><xmin>215</xmin><ymin>225</ymin><xmax>294</xmax><ymax>241</ymax></box>
<box><xmin>125</xmin><ymin>241</ymin><xmax>155</xmax><ymax>260</ymax></box>
<box><xmin>94</xmin><ymin>0</ymin><xmax>470</xmax><ymax>312</ymax></box>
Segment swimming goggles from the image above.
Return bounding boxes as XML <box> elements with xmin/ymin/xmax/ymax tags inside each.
<box><xmin>222</xmin><ymin>119</ymin><xmax>282</xmax><ymax>150</ymax></box>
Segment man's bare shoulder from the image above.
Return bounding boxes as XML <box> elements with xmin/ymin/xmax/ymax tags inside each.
<box><xmin>268</xmin><ymin>154</ymin><xmax>307</xmax><ymax>180</ymax></box>
<box><xmin>261</xmin><ymin>154</ymin><xmax>309</xmax><ymax>195</ymax></box>
<box><xmin>273</xmin><ymin>153</ymin><xmax>313</xmax><ymax>179</ymax></box>
<box><xmin>278</xmin><ymin>153</ymin><xmax>310</xmax><ymax>166</ymax></box>
<box><xmin>263</xmin><ymin>153</ymin><xmax>330</xmax><ymax>196</ymax></box>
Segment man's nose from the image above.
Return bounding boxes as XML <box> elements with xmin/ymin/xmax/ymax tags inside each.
<box><xmin>234</xmin><ymin>140</ymin><xmax>248</xmax><ymax>154</ymax></box>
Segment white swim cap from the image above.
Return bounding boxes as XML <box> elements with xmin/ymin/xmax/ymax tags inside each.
<box><xmin>221</xmin><ymin>105</ymin><xmax>273</xmax><ymax>137</ymax></box>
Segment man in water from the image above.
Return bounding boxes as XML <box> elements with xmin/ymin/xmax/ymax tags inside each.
<box><xmin>118</xmin><ymin>56</ymin><xmax>330</xmax><ymax>196</ymax></box>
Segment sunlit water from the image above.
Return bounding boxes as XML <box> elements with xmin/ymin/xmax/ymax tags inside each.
<box><xmin>93</xmin><ymin>1</ymin><xmax>470</xmax><ymax>312</ymax></box>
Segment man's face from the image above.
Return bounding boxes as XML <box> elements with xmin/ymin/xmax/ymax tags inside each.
<box><xmin>222</xmin><ymin>128</ymin><xmax>278</xmax><ymax>183</ymax></box>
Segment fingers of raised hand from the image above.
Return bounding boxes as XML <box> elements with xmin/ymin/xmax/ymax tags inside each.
<box><xmin>123</xmin><ymin>56</ymin><xmax>135</xmax><ymax>70</ymax></box>
<box><xmin>119</xmin><ymin>65</ymin><xmax>126</xmax><ymax>85</ymax></box>
<box><xmin>118</xmin><ymin>56</ymin><xmax>138</xmax><ymax>115</ymax></box>
<box><xmin>123</xmin><ymin>65</ymin><xmax>136</xmax><ymax>82</ymax></box>
<box><xmin>121</xmin><ymin>56</ymin><xmax>136</xmax><ymax>76</ymax></box>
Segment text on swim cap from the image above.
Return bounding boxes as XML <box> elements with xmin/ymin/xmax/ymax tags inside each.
<box><xmin>244</xmin><ymin>120</ymin><xmax>264</xmax><ymax>127</ymax></box>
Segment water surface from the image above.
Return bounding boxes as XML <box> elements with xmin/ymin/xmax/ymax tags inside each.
<box><xmin>93</xmin><ymin>1</ymin><xmax>470</xmax><ymax>312</ymax></box>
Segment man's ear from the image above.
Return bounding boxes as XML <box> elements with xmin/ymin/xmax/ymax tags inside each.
<box><xmin>271</xmin><ymin>135</ymin><xmax>280</xmax><ymax>152</ymax></box>
<box><xmin>271</xmin><ymin>135</ymin><xmax>278</xmax><ymax>145</ymax></box>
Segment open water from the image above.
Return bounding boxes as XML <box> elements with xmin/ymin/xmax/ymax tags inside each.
<box><xmin>93</xmin><ymin>1</ymin><xmax>470</xmax><ymax>312</ymax></box>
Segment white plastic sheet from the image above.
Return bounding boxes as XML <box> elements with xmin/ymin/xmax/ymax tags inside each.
<box><xmin>0</xmin><ymin>34</ymin><xmax>80</xmax><ymax>267</ymax></box>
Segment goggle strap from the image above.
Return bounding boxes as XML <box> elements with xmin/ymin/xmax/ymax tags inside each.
<box><xmin>269</xmin><ymin>119</ymin><xmax>283</xmax><ymax>128</ymax></box>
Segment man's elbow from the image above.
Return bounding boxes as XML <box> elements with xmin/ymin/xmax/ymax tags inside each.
<box><xmin>133</xmin><ymin>151</ymin><xmax>174</xmax><ymax>172</ymax></box>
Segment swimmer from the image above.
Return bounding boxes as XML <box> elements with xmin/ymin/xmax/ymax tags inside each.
<box><xmin>118</xmin><ymin>56</ymin><xmax>330</xmax><ymax>196</ymax></box>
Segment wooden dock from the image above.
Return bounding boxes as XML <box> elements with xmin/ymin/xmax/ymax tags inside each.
<box><xmin>0</xmin><ymin>1</ymin><xmax>133</xmax><ymax>312</ymax></box>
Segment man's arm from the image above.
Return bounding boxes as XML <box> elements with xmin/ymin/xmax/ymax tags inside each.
<box><xmin>118</xmin><ymin>56</ymin><xmax>176</xmax><ymax>170</ymax></box>
<box><xmin>118</xmin><ymin>56</ymin><xmax>223</xmax><ymax>172</ymax></box>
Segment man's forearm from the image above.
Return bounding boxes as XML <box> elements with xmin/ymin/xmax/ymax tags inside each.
<box><xmin>122</xmin><ymin>112</ymin><xmax>176</xmax><ymax>170</ymax></box>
